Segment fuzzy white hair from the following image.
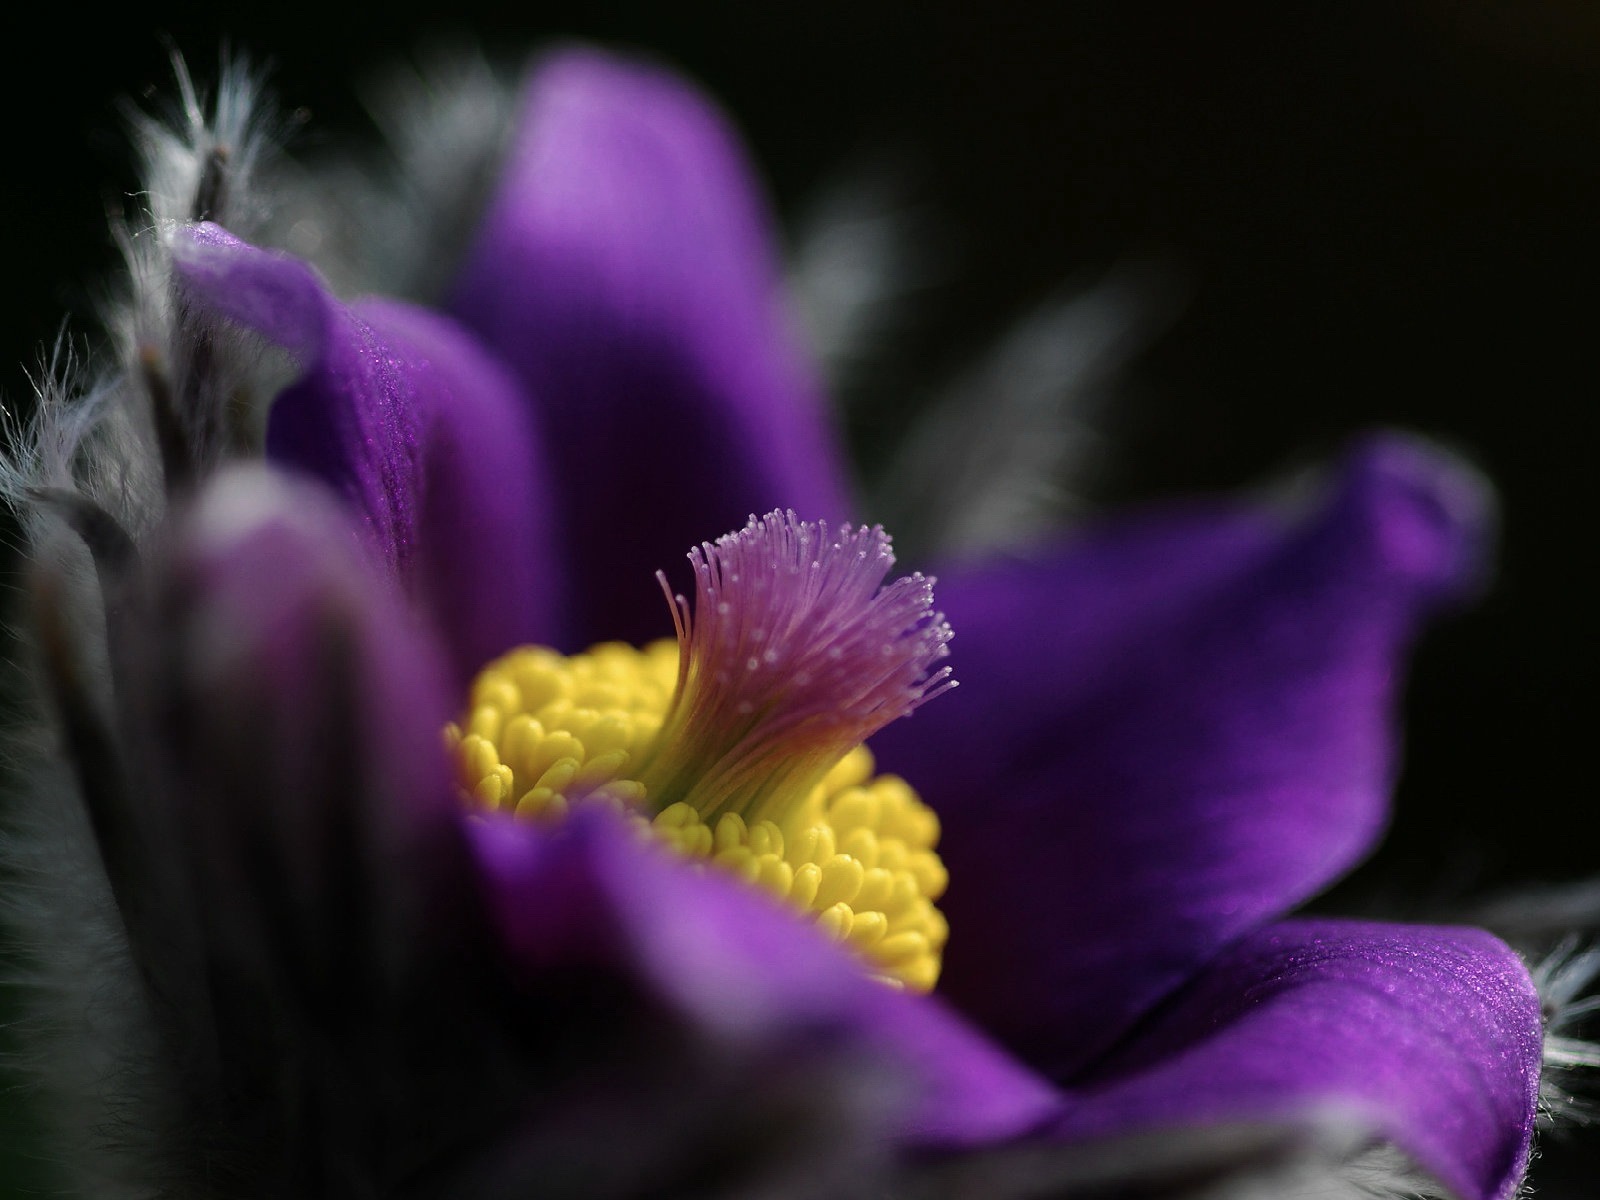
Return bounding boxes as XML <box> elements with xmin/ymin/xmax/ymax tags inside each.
<box><xmin>870</xmin><ymin>266</ymin><xmax>1173</xmax><ymax>562</ymax></box>
<box><xmin>260</xmin><ymin>48</ymin><xmax>518</xmax><ymax>304</ymax></box>
<box><xmin>0</xmin><ymin>54</ymin><xmax>290</xmax><ymax>1198</ymax></box>
<box><xmin>1463</xmin><ymin>884</ymin><xmax>1600</xmax><ymax>1134</ymax></box>
<box><xmin>907</xmin><ymin>1116</ymin><xmax>1457</xmax><ymax>1200</ymax></box>
<box><xmin>788</xmin><ymin>166</ymin><xmax>1178</xmax><ymax>565</ymax></box>
<box><xmin>1</xmin><ymin>54</ymin><xmax>284</xmax><ymax>546</ymax></box>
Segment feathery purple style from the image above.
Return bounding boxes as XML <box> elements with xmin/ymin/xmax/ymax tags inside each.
<box><xmin>5</xmin><ymin>44</ymin><xmax>1545</xmax><ymax>1200</ymax></box>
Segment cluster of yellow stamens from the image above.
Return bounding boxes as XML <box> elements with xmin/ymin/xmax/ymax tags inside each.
<box><xmin>449</xmin><ymin>639</ymin><xmax>949</xmax><ymax>991</ymax></box>
<box><xmin>450</xmin><ymin>640</ymin><xmax>678</xmax><ymax>821</ymax></box>
<box><xmin>451</xmin><ymin>512</ymin><xmax>954</xmax><ymax>989</ymax></box>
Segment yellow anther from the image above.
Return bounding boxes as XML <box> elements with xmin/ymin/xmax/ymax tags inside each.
<box><xmin>573</xmin><ymin>749</ymin><xmax>632</xmax><ymax>790</ymax></box>
<box><xmin>715</xmin><ymin>812</ymin><xmax>748</xmax><ymax>853</ymax></box>
<box><xmin>533</xmin><ymin>757</ymin><xmax>581</xmax><ymax>794</ymax></box>
<box><xmin>473</xmin><ymin>768</ymin><xmax>511</xmax><ymax>808</ymax></box>
<box><xmin>875</xmin><ymin>931</ymin><xmax>930</xmax><ymax>966</ymax></box>
<box><xmin>791</xmin><ymin>862</ymin><xmax>822</xmax><ymax>909</ymax></box>
<box><xmin>908</xmin><ymin>852</ymin><xmax>950</xmax><ymax>900</ymax></box>
<box><xmin>467</xmin><ymin>705</ymin><xmax>503</xmax><ymax>741</ymax></box>
<box><xmin>816</xmin><ymin>856</ymin><xmax>866</xmax><ymax>909</ymax></box>
<box><xmin>514</xmin><ymin>787</ymin><xmax>566</xmax><ymax>823</ymax></box>
<box><xmin>829</xmin><ymin>790</ymin><xmax>880</xmax><ymax>835</ymax></box>
<box><xmin>856</xmin><ymin>867</ymin><xmax>894</xmax><ymax>912</ymax></box>
<box><xmin>748</xmin><ymin>821</ymin><xmax>784</xmax><ymax>857</ymax></box>
<box><xmin>656</xmin><ymin>801</ymin><xmax>699</xmax><ymax>829</ymax></box>
<box><xmin>817</xmin><ymin>902</ymin><xmax>854</xmax><ymax>940</ymax></box>
<box><xmin>850</xmin><ymin>910</ymin><xmax>888</xmax><ymax>948</ymax></box>
<box><xmin>755</xmin><ymin>855</ymin><xmax>793</xmax><ymax>897</ymax></box>
<box><xmin>594</xmin><ymin>779</ymin><xmax>647</xmax><ymax>806</ymax></box>
<box><xmin>452</xmin><ymin>641</ymin><xmax>948</xmax><ymax>991</ymax></box>
<box><xmin>500</xmin><ymin>714</ymin><xmax>545</xmax><ymax>767</ymax></box>
<box><xmin>585</xmin><ymin>714</ymin><xmax>636</xmax><ymax>758</ymax></box>
<box><xmin>788</xmin><ymin>824</ymin><xmax>835</xmax><ymax>864</ymax></box>
<box><xmin>840</xmin><ymin>827</ymin><xmax>879</xmax><ymax>865</ymax></box>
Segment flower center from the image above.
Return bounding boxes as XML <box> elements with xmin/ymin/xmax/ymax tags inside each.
<box><xmin>448</xmin><ymin>512</ymin><xmax>953</xmax><ymax>992</ymax></box>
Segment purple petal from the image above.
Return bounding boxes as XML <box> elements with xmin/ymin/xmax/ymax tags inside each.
<box><xmin>871</xmin><ymin>434</ymin><xmax>1493</xmax><ymax>1078</ymax></box>
<box><xmin>128</xmin><ymin>468</ymin><xmax>531</xmax><ymax>1187</ymax></box>
<box><xmin>171</xmin><ymin>222</ymin><xmax>557</xmax><ymax>682</ymax></box>
<box><xmin>148</xmin><ymin>465</ymin><xmax>459</xmax><ymax>828</ymax></box>
<box><xmin>450</xmin><ymin>47</ymin><xmax>850</xmax><ymax>648</ymax></box>
<box><xmin>470</xmin><ymin>809</ymin><xmax>1059</xmax><ymax>1149</ymax></box>
<box><xmin>144</xmin><ymin>466</ymin><xmax>476</xmax><ymax>959</ymax></box>
<box><xmin>1054</xmin><ymin>920</ymin><xmax>1542</xmax><ymax>1200</ymax></box>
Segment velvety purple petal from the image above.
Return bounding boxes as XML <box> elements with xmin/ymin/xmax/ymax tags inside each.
<box><xmin>470</xmin><ymin>809</ymin><xmax>1059</xmax><ymax>1148</ymax></box>
<box><xmin>450</xmin><ymin>47</ymin><xmax>850</xmax><ymax>648</ymax></box>
<box><xmin>1054</xmin><ymin>920</ymin><xmax>1542</xmax><ymax>1200</ymax></box>
<box><xmin>171</xmin><ymin>222</ymin><xmax>557</xmax><ymax>682</ymax></box>
<box><xmin>871</xmin><ymin>434</ymin><xmax>1493</xmax><ymax>1079</ymax></box>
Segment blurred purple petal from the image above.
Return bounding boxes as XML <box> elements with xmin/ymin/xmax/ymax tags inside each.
<box><xmin>450</xmin><ymin>48</ymin><xmax>850</xmax><ymax>648</ymax></box>
<box><xmin>1055</xmin><ymin>920</ymin><xmax>1541</xmax><ymax>1200</ymax></box>
<box><xmin>171</xmin><ymin>223</ymin><xmax>558</xmax><ymax>682</ymax></box>
<box><xmin>149</xmin><ymin>465</ymin><xmax>460</xmax><ymax>832</ymax></box>
<box><xmin>131</xmin><ymin>467</ymin><xmax>529</xmax><ymax>1189</ymax></box>
<box><xmin>471</xmin><ymin>809</ymin><xmax>1059</xmax><ymax>1149</ymax></box>
<box><xmin>872</xmin><ymin>434</ymin><xmax>1493</xmax><ymax>1078</ymax></box>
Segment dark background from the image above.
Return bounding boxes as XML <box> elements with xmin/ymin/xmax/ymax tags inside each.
<box><xmin>1</xmin><ymin>0</ymin><xmax>1596</xmax><ymax>1191</ymax></box>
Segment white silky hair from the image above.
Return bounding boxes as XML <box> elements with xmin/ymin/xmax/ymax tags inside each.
<box><xmin>787</xmin><ymin>168</ymin><xmax>1177</xmax><ymax>565</ymax></box>
<box><xmin>0</xmin><ymin>53</ymin><xmax>285</xmax><ymax>734</ymax></box>
<box><xmin>870</xmin><ymin>266</ymin><xmax>1175</xmax><ymax>562</ymax></box>
<box><xmin>1524</xmin><ymin>933</ymin><xmax>1600</xmax><ymax>1129</ymax></box>
<box><xmin>908</xmin><ymin>1118</ymin><xmax>1458</xmax><ymax>1200</ymax></box>
<box><xmin>260</xmin><ymin>49</ymin><xmax>519</xmax><ymax>305</ymax></box>
<box><xmin>110</xmin><ymin>54</ymin><xmax>286</xmax><ymax>498</ymax></box>
<box><xmin>0</xmin><ymin>54</ymin><xmax>283</xmax><ymax>544</ymax></box>
<box><xmin>0</xmin><ymin>340</ymin><xmax>109</xmax><ymax>521</ymax></box>
<box><xmin>789</xmin><ymin>167</ymin><xmax>947</xmax><ymax>410</ymax></box>
<box><xmin>1182</xmin><ymin>1142</ymin><xmax>1450</xmax><ymax>1200</ymax></box>
<box><xmin>1459</xmin><ymin>883</ymin><xmax>1600</xmax><ymax>1134</ymax></box>
<box><xmin>125</xmin><ymin>54</ymin><xmax>276</xmax><ymax>231</ymax></box>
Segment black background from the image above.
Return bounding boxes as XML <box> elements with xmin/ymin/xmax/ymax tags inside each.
<box><xmin>1</xmin><ymin>0</ymin><xmax>1596</xmax><ymax>1191</ymax></box>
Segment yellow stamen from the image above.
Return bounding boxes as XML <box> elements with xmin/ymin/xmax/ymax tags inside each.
<box><xmin>448</xmin><ymin>640</ymin><xmax>948</xmax><ymax>991</ymax></box>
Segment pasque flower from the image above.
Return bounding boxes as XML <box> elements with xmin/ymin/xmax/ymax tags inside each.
<box><xmin>3</xmin><ymin>45</ymin><xmax>1549</xmax><ymax>1200</ymax></box>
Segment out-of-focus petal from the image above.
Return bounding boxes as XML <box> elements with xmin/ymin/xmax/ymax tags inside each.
<box><xmin>1053</xmin><ymin>920</ymin><xmax>1542</xmax><ymax>1200</ymax></box>
<box><xmin>871</xmin><ymin>434</ymin><xmax>1493</xmax><ymax>1078</ymax></box>
<box><xmin>470</xmin><ymin>810</ymin><xmax>1060</xmax><ymax>1154</ymax></box>
<box><xmin>171</xmin><ymin>222</ymin><xmax>557</xmax><ymax>682</ymax></box>
<box><xmin>125</xmin><ymin>466</ymin><xmax>524</xmax><ymax>1192</ymax></box>
<box><xmin>450</xmin><ymin>47</ymin><xmax>850</xmax><ymax>648</ymax></box>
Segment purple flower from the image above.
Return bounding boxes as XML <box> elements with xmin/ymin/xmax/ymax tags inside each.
<box><xmin>7</xmin><ymin>46</ymin><xmax>1548</xmax><ymax>1200</ymax></box>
